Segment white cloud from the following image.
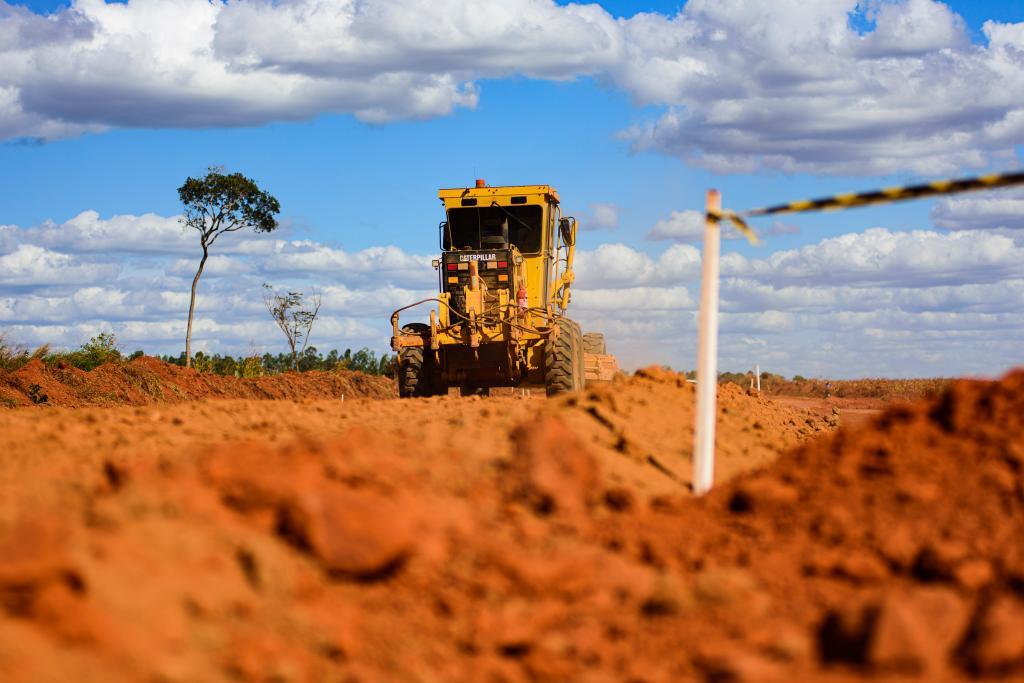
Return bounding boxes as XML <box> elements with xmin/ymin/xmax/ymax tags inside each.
<box><xmin>573</xmin><ymin>225</ymin><xmax>1024</xmax><ymax>376</ymax></box>
<box><xmin>1</xmin><ymin>0</ymin><xmax>1022</xmax><ymax>176</ymax></box>
<box><xmin>169</xmin><ymin>254</ymin><xmax>253</xmax><ymax>278</ymax></box>
<box><xmin>212</xmin><ymin>0</ymin><xmax>621</xmax><ymax>81</ymax></box>
<box><xmin>858</xmin><ymin>0</ymin><xmax>968</xmax><ymax>57</ymax></box>
<box><xmin>29</xmin><ymin>210</ymin><xmax>193</xmax><ymax>253</ymax></box>
<box><xmin>0</xmin><ymin>0</ymin><xmax>615</xmax><ymax>139</ymax></box>
<box><xmin>931</xmin><ymin>189</ymin><xmax>1024</xmax><ymax>231</ymax></box>
<box><xmin>574</xmin><ymin>242</ymin><xmax>702</xmax><ymax>288</ymax></box>
<box><xmin>261</xmin><ymin>242</ymin><xmax>435</xmax><ymax>288</ymax></box>
<box><xmin>617</xmin><ymin>1</ymin><xmax>1024</xmax><ymax>174</ymax></box>
<box><xmin>646</xmin><ymin>210</ymin><xmax>703</xmax><ymax>242</ymax></box>
<box><xmin>582</xmin><ymin>203</ymin><xmax>620</xmax><ymax>230</ymax></box>
<box><xmin>0</xmin><ymin>243</ymin><xmax>119</xmax><ymax>286</ymax></box>
<box><xmin>573</xmin><ymin>286</ymin><xmax>694</xmax><ymax>312</ymax></box>
<box><xmin>722</xmin><ymin>228</ymin><xmax>1024</xmax><ymax>287</ymax></box>
<box><xmin>6</xmin><ymin>209</ymin><xmax>288</xmax><ymax>256</ymax></box>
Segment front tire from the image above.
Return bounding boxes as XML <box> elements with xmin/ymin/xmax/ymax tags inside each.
<box><xmin>398</xmin><ymin>324</ymin><xmax>441</xmax><ymax>398</ymax></box>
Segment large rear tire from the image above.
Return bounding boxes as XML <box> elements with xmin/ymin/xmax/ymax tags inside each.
<box><xmin>544</xmin><ymin>318</ymin><xmax>583</xmax><ymax>396</ymax></box>
<box><xmin>398</xmin><ymin>323</ymin><xmax>441</xmax><ymax>398</ymax></box>
<box><xmin>582</xmin><ymin>332</ymin><xmax>606</xmax><ymax>355</ymax></box>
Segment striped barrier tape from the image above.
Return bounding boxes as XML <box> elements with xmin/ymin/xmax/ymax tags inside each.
<box><xmin>707</xmin><ymin>169</ymin><xmax>1024</xmax><ymax>245</ymax></box>
<box><xmin>706</xmin><ymin>208</ymin><xmax>760</xmax><ymax>245</ymax></box>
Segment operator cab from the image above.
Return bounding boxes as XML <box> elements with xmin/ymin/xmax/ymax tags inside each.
<box><xmin>437</xmin><ymin>181</ymin><xmax>562</xmax><ymax>316</ymax></box>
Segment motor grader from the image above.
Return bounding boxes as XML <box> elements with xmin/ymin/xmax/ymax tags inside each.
<box><xmin>390</xmin><ymin>180</ymin><xmax>618</xmax><ymax>397</ymax></box>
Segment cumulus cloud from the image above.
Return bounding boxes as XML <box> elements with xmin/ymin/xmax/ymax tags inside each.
<box><xmin>0</xmin><ymin>210</ymin><xmax>435</xmax><ymax>354</ymax></box>
<box><xmin>573</xmin><ymin>286</ymin><xmax>694</xmax><ymax>312</ymax></box>
<box><xmin>574</xmin><ymin>242</ymin><xmax>702</xmax><ymax>287</ymax></box>
<box><xmin>212</xmin><ymin>0</ymin><xmax>620</xmax><ymax>80</ymax></box>
<box><xmin>28</xmin><ymin>211</ymin><xmax>194</xmax><ymax>254</ymax></box>
<box><xmin>931</xmin><ymin>189</ymin><xmax>1024</xmax><ymax>231</ymax></box>
<box><xmin>3</xmin><ymin>206</ymin><xmax>1024</xmax><ymax>378</ymax></box>
<box><xmin>262</xmin><ymin>242</ymin><xmax>434</xmax><ymax>288</ymax></box>
<box><xmin>581</xmin><ymin>203</ymin><xmax>620</xmax><ymax>230</ymax></box>
<box><xmin>0</xmin><ymin>244</ymin><xmax>120</xmax><ymax>286</ymax></box>
<box><xmin>617</xmin><ymin>0</ymin><xmax>1024</xmax><ymax>174</ymax></box>
<box><xmin>721</xmin><ymin>228</ymin><xmax>1024</xmax><ymax>287</ymax></box>
<box><xmin>2</xmin><ymin>0</ymin><xmax>1022</xmax><ymax>175</ymax></box>
<box><xmin>169</xmin><ymin>254</ymin><xmax>253</xmax><ymax>278</ymax></box>
<box><xmin>646</xmin><ymin>210</ymin><xmax>704</xmax><ymax>242</ymax></box>
<box><xmin>0</xmin><ymin>0</ymin><xmax>612</xmax><ymax>139</ymax></box>
<box><xmin>571</xmin><ymin>225</ymin><xmax>1024</xmax><ymax>375</ymax></box>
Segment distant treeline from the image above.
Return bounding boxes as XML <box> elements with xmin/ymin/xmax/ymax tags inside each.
<box><xmin>160</xmin><ymin>346</ymin><xmax>396</xmax><ymax>377</ymax></box>
<box><xmin>1</xmin><ymin>333</ymin><xmax>395</xmax><ymax>378</ymax></box>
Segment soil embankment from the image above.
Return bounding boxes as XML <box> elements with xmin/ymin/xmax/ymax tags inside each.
<box><xmin>0</xmin><ymin>356</ymin><xmax>396</xmax><ymax>407</ymax></box>
<box><xmin>2</xmin><ymin>366</ymin><xmax>1021</xmax><ymax>681</ymax></box>
<box><xmin>0</xmin><ymin>367</ymin><xmax>831</xmax><ymax>681</ymax></box>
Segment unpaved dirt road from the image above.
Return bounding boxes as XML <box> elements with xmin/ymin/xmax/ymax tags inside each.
<box><xmin>769</xmin><ymin>396</ymin><xmax>884</xmax><ymax>429</ymax></box>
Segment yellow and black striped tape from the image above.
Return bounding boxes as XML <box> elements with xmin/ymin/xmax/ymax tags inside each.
<box><xmin>706</xmin><ymin>170</ymin><xmax>1024</xmax><ymax>245</ymax></box>
<box><xmin>748</xmin><ymin>170</ymin><xmax>1024</xmax><ymax>217</ymax></box>
<box><xmin>705</xmin><ymin>208</ymin><xmax>760</xmax><ymax>246</ymax></box>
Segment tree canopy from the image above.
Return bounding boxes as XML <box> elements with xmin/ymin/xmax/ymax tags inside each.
<box><xmin>178</xmin><ymin>168</ymin><xmax>280</xmax><ymax>247</ymax></box>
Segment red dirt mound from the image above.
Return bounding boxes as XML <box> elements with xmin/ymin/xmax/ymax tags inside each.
<box><xmin>6</xmin><ymin>366</ymin><xmax>1020</xmax><ymax>681</ymax></box>
<box><xmin>0</xmin><ymin>356</ymin><xmax>396</xmax><ymax>407</ymax></box>
<box><xmin>686</xmin><ymin>368</ymin><xmax>1024</xmax><ymax>679</ymax></box>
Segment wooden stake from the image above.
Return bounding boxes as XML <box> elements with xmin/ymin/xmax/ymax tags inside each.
<box><xmin>693</xmin><ymin>189</ymin><xmax>721</xmax><ymax>496</ymax></box>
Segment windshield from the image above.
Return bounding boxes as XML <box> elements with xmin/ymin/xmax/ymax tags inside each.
<box><xmin>444</xmin><ymin>205</ymin><xmax>543</xmax><ymax>253</ymax></box>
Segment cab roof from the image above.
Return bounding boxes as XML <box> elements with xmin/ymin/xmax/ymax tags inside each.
<box><xmin>438</xmin><ymin>184</ymin><xmax>560</xmax><ymax>204</ymax></box>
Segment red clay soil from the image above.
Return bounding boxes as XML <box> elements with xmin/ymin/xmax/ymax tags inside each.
<box><xmin>0</xmin><ymin>356</ymin><xmax>396</xmax><ymax>407</ymax></box>
<box><xmin>2</xmin><ymin>367</ymin><xmax>1022</xmax><ymax>681</ymax></box>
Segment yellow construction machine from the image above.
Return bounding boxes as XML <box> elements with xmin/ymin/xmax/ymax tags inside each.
<box><xmin>390</xmin><ymin>180</ymin><xmax>618</xmax><ymax>397</ymax></box>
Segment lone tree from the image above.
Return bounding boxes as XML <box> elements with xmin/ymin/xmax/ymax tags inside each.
<box><xmin>263</xmin><ymin>284</ymin><xmax>322</xmax><ymax>371</ymax></box>
<box><xmin>178</xmin><ymin>167</ymin><xmax>280</xmax><ymax>368</ymax></box>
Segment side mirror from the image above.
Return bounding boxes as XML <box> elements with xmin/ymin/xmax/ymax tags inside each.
<box><xmin>438</xmin><ymin>220</ymin><xmax>449</xmax><ymax>250</ymax></box>
<box><xmin>558</xmin><ymin>217</ymin><xmax>576</xmax><ymax>247</ymax></box>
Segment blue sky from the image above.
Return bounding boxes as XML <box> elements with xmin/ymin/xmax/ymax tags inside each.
<box><xmin>1</xmin><ymin>0</ymin><xmax>1023</xmax><ymax>377</ymax></box>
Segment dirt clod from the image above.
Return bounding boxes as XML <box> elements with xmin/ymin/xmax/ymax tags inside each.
<box><xmin>279</xmin><ymin>485</ymin><xmax>416</xmax><ymax>580</ymax></box>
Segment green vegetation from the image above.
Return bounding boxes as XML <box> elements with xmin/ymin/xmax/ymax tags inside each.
<box><xmin>52</xmin><ymin>332</ymin><xmax>123</xmax><ymax>371</ymax></box>
<box><xmin>1</xmin><ymin>332</ymin><xmax>126</xmax><ymax>372</ymax></box>
<box><xmin>160</xmin><ymin>346</ymin><xmax>395</xmax><ymax>377</ymax></box>
<box><xmin>1</xmin><ymin>333</ymin><xmax>394</xmax><ymax>378</ymax></box>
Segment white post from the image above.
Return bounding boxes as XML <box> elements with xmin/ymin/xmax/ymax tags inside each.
<box><xmin>756</xmin><ymin>364</ymin><xmax>761</xmax><ymax>393</ymax></box>
<box><xmin>693</xmin><ymin>189</ymin><xmax>721</xmax><ymax>496</ymax></box>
